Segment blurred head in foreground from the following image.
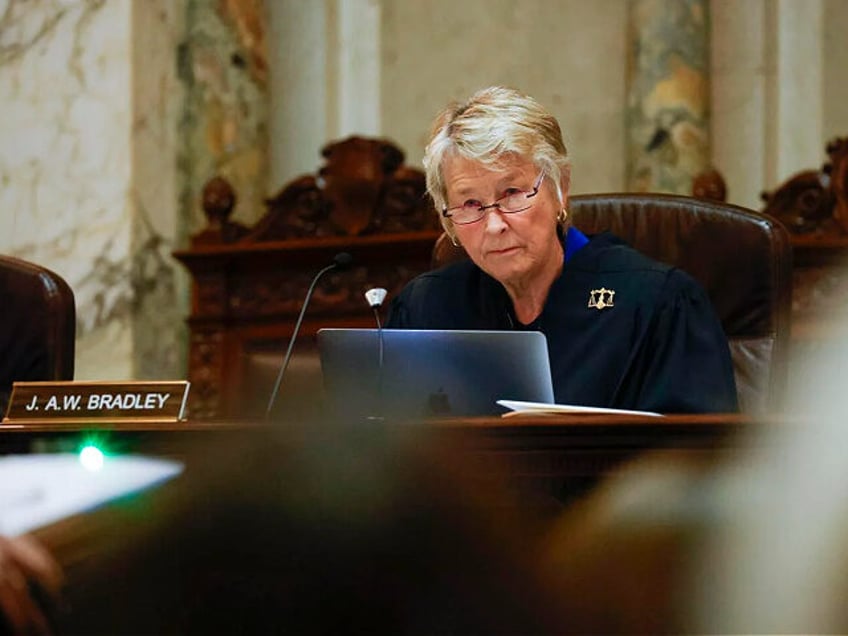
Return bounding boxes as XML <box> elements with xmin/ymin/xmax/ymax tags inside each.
<box><xmin>537</xmin><ymin>327</ymin><xmax>848</xmax><ymax>633</ymax></box>
<box><xmin>57</xmin><ymin>417</ymin><xmax>573</xmax><ymax>634</ymax></box>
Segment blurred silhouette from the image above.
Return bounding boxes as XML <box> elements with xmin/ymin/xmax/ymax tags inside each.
<box><xmin>535</xmin><ymin>329</ymin><xmax>848</xmax><ymax>633</ymax></box>
<box><xmin>49</xmin><ymin>418</ymin><xmax>571</xmax><ymax>634</ymax></box>
<box><xmin>39</xmin><ymin>320</ymin><xmax>848</xmax><ymax>634</ymax></box>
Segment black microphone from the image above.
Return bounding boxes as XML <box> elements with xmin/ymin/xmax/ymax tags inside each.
<box><xmin>265</xmin><ymin>252</ymin><xmax>353</xmax><ymax>419</ymax></box>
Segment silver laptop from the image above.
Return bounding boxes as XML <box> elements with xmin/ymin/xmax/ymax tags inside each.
<box><xmin>317</xmin><ymin>328</ymin><xmax>554</xmax><ymax>419</ymax></box>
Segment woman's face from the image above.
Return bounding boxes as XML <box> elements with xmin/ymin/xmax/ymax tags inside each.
<box><xmin>442</xmin><ymin>155</ymin><xmax>564</xmax><ymax>290</ymax></box>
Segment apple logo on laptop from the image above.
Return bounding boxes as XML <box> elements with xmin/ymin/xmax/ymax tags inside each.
<box><xmin>427</xmin><ymin>388</ymin><xmax>452</xmax><ymax>416</ymax></box>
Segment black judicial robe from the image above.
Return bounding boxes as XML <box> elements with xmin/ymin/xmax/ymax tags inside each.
<box><xmin>386</xmin><ymin>232</ymin><xmax>738</xmax><ymax>413</ymax></box>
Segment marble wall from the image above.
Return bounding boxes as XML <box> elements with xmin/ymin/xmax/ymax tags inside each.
<box><xmin>266</xmin><ymin>0</ymin><xmax>628</xmax><ymax>196</ymax></box>
<box><xmin>0</xmin><ymin>0</ymin><xmax>271</xmax><ymax>383</ymax></box>
<box><xmin>0</xmin><ymin>0</ymin><xmax>139</xmax><ymax>379</ymax></box>
<box><xmin>379</xmin><ymin>0</ymin><xmax>628</xmax><ymax>197</ymax></box>
<box><xmin>267</xmin><ymin>0</ymin><xmax>381</xmax><ymax>189</ymax></box>
<box><xmin>712</xmin><ymin>0</ymin><xmax>848</xmax><ymax>209</ymax></box>
<box><xmin>3</xmin><ymin>0</ymin><xmax>848</xmax><ymax>384</ymax></box>
<box><xmin>180</xmin><ymin>0</ymin><xmax>269</xmax><ymax>232</ymax></box>
<box><xmin>131</xmin><ymin>0</ymin><xmax>187</xmax><ymax>380</ymax></box>
<box><xmin>272</xmin><ymin>0</ymin><xmax>848</xmax><ymax>202</ymax></box>
<box><xmin>625</xmin><ymin>0</ymin><xmax>710</xmax><ymax>194</ymax></box>
<box><xmin>378</xmin><ymin>0</ymin><xmax>848</xmax><ymax>206</ymax></box>
<box><xmin>823</xmin><ymin>0</ymin><xmax>848</xmax><ymax>144</ymax></box>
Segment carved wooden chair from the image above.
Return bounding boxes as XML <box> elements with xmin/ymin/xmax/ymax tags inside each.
<box><xmin>175</xmin><ymin>136</ymin><xmax>441</xmax><ymax>418</ymax></box>
<box><xmin>432</xmin><ymin>193</ymin><xmax>793</xmax><ymax>415</ymax></box>
<box><xmin>759</xmin><ymin>136</ymin><xmax>848</xmax><ymax>384</ymax></box>
<box><xmin>0</xmin><ymin>255</ymin><xmax>76</xmax><ymax>415</ymax></box>
<box><xmin>761</xmin><ymin>136</ymin><xmax>848</xmax><ymax>234</ymax></box>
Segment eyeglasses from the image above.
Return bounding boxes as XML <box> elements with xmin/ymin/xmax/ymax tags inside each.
<box><xmin>442</xmin><ymin>171</ymin><xmax>545</xmax><ymax>225</ymax></box>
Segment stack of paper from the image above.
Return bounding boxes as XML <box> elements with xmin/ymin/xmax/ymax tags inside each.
<box><xmin>0</xmin><ymin>454</ymin><xmax>184</xmax><ymax>536</ymax></box>
<box><xmin>497</xmin><ymin>400</ymin><xmax>663</xmax><ymax>418</ymax></box>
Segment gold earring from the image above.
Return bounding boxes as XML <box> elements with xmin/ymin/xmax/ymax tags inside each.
<box><xmin>450</xmin><ymin>235</ymin><xmax>460</xmax><ymax>247</ymax></box>
<box><xmin>557</xmin><ymin>208</ymin><xmax>568</xmax><ymax>224</ymax></box>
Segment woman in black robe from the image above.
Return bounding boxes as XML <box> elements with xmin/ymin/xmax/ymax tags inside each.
<box><xmin>386</xmin><ymin>86</ymin><xmax>737</xmax><ymax>413</ymax></box>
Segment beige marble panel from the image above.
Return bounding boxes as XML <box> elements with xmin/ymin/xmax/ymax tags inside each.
<box><xmin>774</xmin><ymin>0</ymin><xmax>823</xmax><ymax>184</ymax></box>
<box><xmin>380</xmin><ymin>0</ymin><xmax>627</xmax><ymax>195</ymax></box>
<box><xmin>267</xmin><ymin>0</ymin><xmax>384</xmax><ymax>189</ymax></box>
<box><xmin>130</xmin><ymin>0</ymin><xmax>187</xmax><ymax>380</ymax></box>
<box><xmin>337</xmin><ymin>0</ymin><xmax>381</xmax><ymax>140</ymax></box>
<box><xmin>0</xmin><ymin>0</ymin><xmax>135</xmax><ymax>379</ymax></box>
<box><xmin>181</xmin><ymin>0</ymin><xmax>269</xmax><ymax>231</ymax></box>
<box><xmin>712</xmin><ymin>0</ymin><xmax>847</xmax><ymax>209</ymax></box>
<box><xmin>0</xmin><ymin>0</ymin><xmax>190</xmax><ymax>383</ymax></box>
<box><xmin>625</xmin><ymin>0</ymin><xmax>710</xmax><ymax>194</ymax></box>
<box><xmin>823</xmin><ymin>0</ymin><xmax>848</xmax><ymax>143</ymax></box>
<box><xmin>267</xmin><ymin>0</ymin><xmax>330</xmax><ymax>188</ymax></box>
<box><xmin>711</xmin><ymin>0</ymin><xmax>768</xmax><ymax>209</ymax></box>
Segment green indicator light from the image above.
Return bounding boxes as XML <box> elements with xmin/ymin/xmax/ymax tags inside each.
<box><xmin>79</xmin><ymin>445</ymin><xmax>105</xmax><ymax>471</ymax></box>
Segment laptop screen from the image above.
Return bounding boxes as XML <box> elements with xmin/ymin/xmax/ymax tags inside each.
<box><xmin>317</xmin><ymin>328</ymin><xmax>554</xmax><ymax>419</ymax></box>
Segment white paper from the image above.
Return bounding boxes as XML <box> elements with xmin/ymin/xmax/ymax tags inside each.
<box><xmin>0</xmin><ymin>454</ymin><xmax>184</xmax><ymax>536</ymax></box>
<box><xmin>497</xmin><ymin>399</ymin><xmax>663</xmax><ymax>418</ymax></box>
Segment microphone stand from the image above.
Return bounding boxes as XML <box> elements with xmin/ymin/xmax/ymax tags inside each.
<box><xmin>265</xmin><ymin>257</ymin><xmax>350</xmax><ymax>419</ymax></box>
<box><xmin>364</xmin><ymin>288</ymin><xmax>388</xmax><ymax>421</ymax></box>
<box><xmin>372</xmin><ymin>305</ymin><xmax>385</xmax><ymax>420</ymax></box>
<box><xmin>372</xmin><ymin>305</ymin><xmax>384</xmax><ymax>369</ymax></box>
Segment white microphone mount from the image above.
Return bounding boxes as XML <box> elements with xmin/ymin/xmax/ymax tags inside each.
<box><xmin>364</xmin><ymin>287</ymin><xmax>389</xmax><ymax>421</ymax></box>
<box><xmin>365</xmin><ymin>287</ymin><xmax>388</xmax><ymax>309</ymax></box>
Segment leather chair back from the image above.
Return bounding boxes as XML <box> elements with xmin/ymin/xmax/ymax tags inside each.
<box><xmin>432</xmin><ymin>193</ymin><xmax>793</xmax><ymax>415</ymax></box>
<box><xmin>0</xmin><ymin>255</ymin><xmax>76</xmax><ymax>414</ymax></box>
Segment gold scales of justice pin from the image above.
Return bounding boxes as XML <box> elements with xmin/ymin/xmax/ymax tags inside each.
<box><xmin>588</xmin><ymin>288</ymin><xmax>615</xmax><ymax>310</ymax></box>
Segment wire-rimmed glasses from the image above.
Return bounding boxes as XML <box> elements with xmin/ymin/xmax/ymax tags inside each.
<box><xmin>442</xmin><ymin>171</ymin><xmax>545</xmax><ymax>225</ymax></box>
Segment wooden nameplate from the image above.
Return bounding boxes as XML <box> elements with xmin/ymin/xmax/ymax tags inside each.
<box><xmin>2</xmin><ymin>381</ymin><xmax>190</xmax><ymax>424</ymax></box>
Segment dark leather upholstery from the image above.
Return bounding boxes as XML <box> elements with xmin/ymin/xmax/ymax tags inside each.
<box><xmin>432</xmin><ymin>193</ymin><xmax>793</xmax><ymax>414</ymax></box>
<box><xmin>0</xmin><ymin>255</ymin><xmax>76</xmax><ymax>415</ymax></box>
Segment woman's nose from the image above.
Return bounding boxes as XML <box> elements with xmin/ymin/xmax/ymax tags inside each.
<box><xmin>483</xmin><ymin>207</ymin><xmax>508</xmax><ymax>233</ymax></box>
